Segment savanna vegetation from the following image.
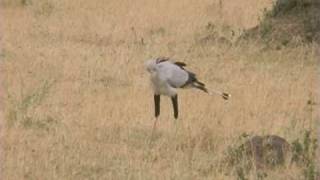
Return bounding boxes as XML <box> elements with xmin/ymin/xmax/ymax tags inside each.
<box><xmin>1</xmin><ymin>0</ymin><xmax>319</xmax><ymax>179</ymax></box>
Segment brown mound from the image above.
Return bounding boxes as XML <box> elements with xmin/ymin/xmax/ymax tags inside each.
<box><xmin>244</xmin><ymin>135</ymin><xmax>291</xmax><ymax>169</ymax></box>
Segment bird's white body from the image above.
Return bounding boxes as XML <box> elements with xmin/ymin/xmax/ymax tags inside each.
<box><xmin>146</xmin><ymin>60</ymin><xmax>188</xmax><ymax>96</ymax></box>
<box><xmin>150</xmin><ymin>73</ymin><xmax>176</xmax><ymax>96</ymax></box>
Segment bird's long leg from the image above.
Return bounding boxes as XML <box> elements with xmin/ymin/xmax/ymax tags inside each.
<box><xmin>154</xmin><ymin>94</ymin><xmax>160</xmax><ymax>118</ymax></box>
<box><xmin>171</xmin><ymin>95</ymin><xmax>178</xmax><ymax>119</ymax></box>
<box><xmin>151</xmin><ymin>116</ymin><xmax>158</xmax><ymax>140</ymax></box>
<box><xmin>149</xmin><ymin>116</ymin><xmax>159</xmax><ymax>144</ymax></box>
<box><xmin>151</xmin><ymin>94</ymin><xmax>160</xmax><ymax>139</ymax></box>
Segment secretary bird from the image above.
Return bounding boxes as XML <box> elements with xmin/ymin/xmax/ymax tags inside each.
<box><xmin>145</xmin><ymin>57</ymin><xmax>230</xmax><ymax>124</ymax></box>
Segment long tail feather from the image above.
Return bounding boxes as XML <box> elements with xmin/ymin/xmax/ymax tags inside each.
<box><xmin>208</xmin><ymin>89</ymin><xmax>231</xmax><ymax>100</ymax></box>
<box><xmin>192</xmin><ymin>81</ymin><xmax>208</xmax><ymax>93</ymax></box>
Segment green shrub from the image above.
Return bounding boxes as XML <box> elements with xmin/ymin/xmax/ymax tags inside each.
<box><xmin>291</xmin><ymin>130</ymin><xmax>318</xmax><ymax>180</ymax></box>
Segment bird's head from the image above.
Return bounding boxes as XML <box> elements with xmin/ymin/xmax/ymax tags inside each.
<box><xmin>145</xmin><ymin>59</ymin><xmax>157</xmax><ymax>73</ymax></box>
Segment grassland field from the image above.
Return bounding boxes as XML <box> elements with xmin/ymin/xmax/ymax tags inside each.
<box><xmin>1</xmin><ymin>0</ymin><xmax>319</xmax><ymax>179</ymax></box>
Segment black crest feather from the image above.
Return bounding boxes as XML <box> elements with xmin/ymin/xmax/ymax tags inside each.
<box><xmin>156</xmin><ymin>57</ymin><xmax>170</xmax><ymax>64</ymax></box>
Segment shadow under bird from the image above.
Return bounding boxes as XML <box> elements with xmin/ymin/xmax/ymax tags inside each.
<box><xmin>145</xmin><ymin>57</ymin><xmax>230</xmax><ymax>122</ymax></box>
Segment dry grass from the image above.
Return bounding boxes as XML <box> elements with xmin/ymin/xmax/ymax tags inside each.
<box><xmin>1</xmin><ymin>0</ymin><xmax>319</xmax><ymax>179</ymax></box>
